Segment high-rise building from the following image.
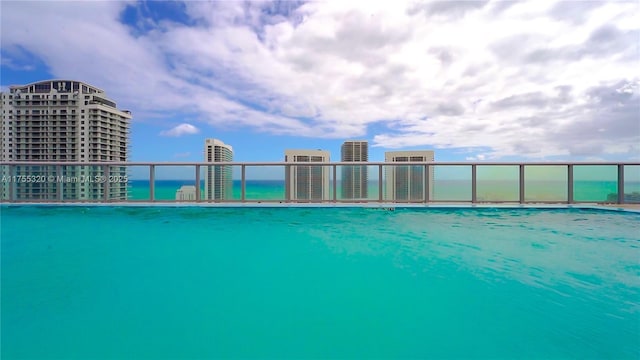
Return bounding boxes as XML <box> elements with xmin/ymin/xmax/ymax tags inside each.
<box><xmin>341</xmin><ymin>140</ymin><xmax>368</xmax><ymax>200</ymax></box>
<box><xmin>385</xmin><ymin>150</ymin><xmax>435</xmax><ymax>202</ymax></box>
<box><xmin>204</xmin><ymin>138</ymin><xmax>233</xmax><ymax>200</ymax></box>
<box><xmin>284</xmin><ymin>149</ymin><xmax>330</xmax><ymax>201</ymax></box>
<box><xmin>0</xmin><ymin>80</ymin><xmax>131</xmax><ymax>201</ymax></box>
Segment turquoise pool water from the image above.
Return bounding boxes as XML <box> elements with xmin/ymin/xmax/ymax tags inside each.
<box><xmin>1</xmin><ymin>206</ymin><xmax>639</xmax><ymax>359</ymax></box>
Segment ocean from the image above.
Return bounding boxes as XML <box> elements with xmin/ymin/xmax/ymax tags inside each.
<box><xmin>128</xmin><ymin>180</ymin><xmax>640</xmax><ymax>202</ymax></box>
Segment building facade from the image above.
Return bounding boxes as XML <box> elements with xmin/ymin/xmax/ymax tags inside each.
<box><xmin>1</xmin><ymin>80</ymin><xmax>131</xmax><ymax>200</ymax></box>
<box><xmin>175</xmin><ymin>185</ymin><xmax>197</xmax><ymax>201</ymax></box>
<box><xmin>341</xmin><ymin>140</ymin><xmax>368</xmax><ymax>200</ymax></box>
<box><xmin>384</xmin><ymin>150</ymin><xmax>435</xmax><ymax>202</ymax></box>
<box><xmin>204</xmin><ymin>138</ymin><xmax>233</xmax><ymax>200</ymax></box>
<box><xmin>284</xmin><ymin>149</ymin><xmax>331</xmax><ymax>201</ymax></box>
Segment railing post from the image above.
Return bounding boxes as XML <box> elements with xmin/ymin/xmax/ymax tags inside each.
<box><xmin>9</xmin><ymin>164</ymin><xmax>15</xmax><ymax>201</ymax></box>
<box><xmin>333</xmin><ymin>164</ymin><xmax>337</xmax><ymax>202</ymax></box>
<box><xmin>195</xmin><ymin>165</ymin><xmax>201</xmax><ymax>202</ymax></box>
<box><xmin>424</xmin><ymin>164</ymin><xmax>430</xmax><ymax>203</ymax></box>
<box><xmin>241</xmin><ymin>164</ymin><xmax>246</xmax><ymax>202</ymax></box>
<box><xmin>618</xmin><ymin>164</ymin><xmax>625</xmax><ymax>204</ymax></box>
<box><xmin>285</xmin><ymin>164</ymin><xmax>290</xmax><ymax>202</ymax></box>
<box><xmin>567</xmin><ymin>164</ymin><xmax>574</xmax><ymax>204</ymax></box>
<box><xmin>149</xmin><ymin>165</ymin><xmax>155</xmax><ymax>202</ymax></box>
<box><xmin>378</xmin><ymin>164</ymin><xmax>383</xmax><ymax>202</ymax></box>
<box><xmin>519</xmin><ymin>164</ymin><xmax>525</xmax><ymax>204</ymax></box>
<box><xmin>471</xmin><ymin>164</ymin><xmax>477</xmax><ymax>204</ymax></box>
<box><xmin>103</xmin><ymin>165</ymin><xmax>110</xmax><ymax>203</ymax></box>
<box><xmin>56</xmin><ymin>165</ymin><xmax>62</xmax><ymax>201</ymax></box>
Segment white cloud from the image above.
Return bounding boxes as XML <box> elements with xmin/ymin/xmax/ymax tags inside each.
<box><xmin>1</xmin><ymin>0</ymin><xmax>639</xmax><ymax>159</ymax></box>
<box><xmin>160</xmin><ymin>123</ymin><xmax>200</xmax><ymax>137</ymax></box>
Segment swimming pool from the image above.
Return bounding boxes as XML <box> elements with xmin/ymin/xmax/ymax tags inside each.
<box><xmin>1</xmin><ymin>206</ymin><xmax>638</xmax><ymax>359</ymax></box>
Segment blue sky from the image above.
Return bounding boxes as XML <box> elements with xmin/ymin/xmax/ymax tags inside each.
<box><xmin>1</xmin><ymin>0</ymin><xmax>639</xmax><ymax>163</ymax></box>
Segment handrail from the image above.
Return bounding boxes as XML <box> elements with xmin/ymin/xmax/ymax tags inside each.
<box><xmin>2</xmin><ymin>161</ymin><xmax>639</xmax><ymax>166</ymax></box>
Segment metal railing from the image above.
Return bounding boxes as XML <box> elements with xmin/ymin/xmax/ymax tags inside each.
<box><xmin>1</xmin><ymin>161</ymin><xmax>639</xmax><ymax>204</ymax></box>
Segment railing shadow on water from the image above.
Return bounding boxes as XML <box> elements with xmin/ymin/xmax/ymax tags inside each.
<box><xmin>1</xmin><ymin>162</ymin><xmax>639</xmax><ymax>205</ymax></box>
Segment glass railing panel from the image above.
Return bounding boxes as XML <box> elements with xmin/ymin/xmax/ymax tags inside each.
<box><xmin>623</xmin><ymin>165</ymin><xmax>640</xmax><ymax>203</ymax></box>
<box><xmin>524</xmin><ymin>165</ymin><xmax>567</xmax><ymax>202</ymax></box>
<box><xmin>1</xmin><ymin>164</ymin><xmax>10</xmax><ymax>200</ymax></box>
<box><xmin>336</xmin><ymin>164</ymin><xmax>374</xmax><ymax>201</ymax></box>
<box><xmin>231</xmin><ymin>165</ymin><xmax>244</xmax><ymax>201</ymax></box>
<box><xmin>154</xmin><ymin>165</ymin><xmax>198</xmax><ymax>201</ymax></box>
<box><xmin>198</xmin><ymin>164</ymin><xmax>235</xmax><ymax>201</ymax></box>
<box><xmin>368</xmin><ymin>165</ymin><xmax>384</xmax><ymax>201</ymax></box>
<box><xmin>281</xmin><ymin>164</ymin><xmax>333</xmax><ymax>202</ymax></box>
<box><xmin>128</xmin><ymin>165</ymin><xmax>152</xmax><ymax>201</ymax></box>
<box><xmin>57</xmin><ymin>165</ymin><xmax>97</xmax><ymax>201</ymax></box>
<box><xmin>329</xmin><ymin>165</ymin><xmax>337</xmax><ymax>201</ymax></box>
<box><xmin>573</xmin><ymin>165</ymin><xmax>617</xmax><ymax>203</ymax></box>
<box><xmin>7</xmin><ymin>164</ymin><xmax>59</xmax><ymax>201</ymax></box>
<box><xmin>476</xmin><ymin>165</ymin><xmax>519</xmax><ymax>202</ymax></box>
<box><xmin>244</xmin><ymin>165</ymin><xmax>286</xmax><ymax>202</ymax></box>
<box><xmin>381</xmin><ymin>164</ymin><xmax>430</xmax><ymax>202</ymax></box>
<box><xmin>432</xmin><ymin>165</ymin><xmax>471</xmax><ymax>202</ymax></box>
<box><xmin>107</xmin><ymin>164</ymin><xmax>130</xmax><ymax>201</ymax></box>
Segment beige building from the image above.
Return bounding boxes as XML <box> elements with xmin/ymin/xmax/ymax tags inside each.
<box><xmin>385</xmin><ymin>150</ymin><xmax>435</xmax><ymax>202</ymax></box>
<box><xmin>175</xmin><ymin>185</ymin><xmax>197</xmax><ymax>201</ymax></box>
<box><xmin>284</xmin><ymin>149</ymin><xmax>331</xmax><ymax>201</ymax></box>
<box><xmin>1</xmin><ymin>80</ymin><xmax>131</xmax><ymax>200</ymax></box>
<box><xmin>204</xmin><ymin>138</ymin><xmax>233</xmax><ymax>200</ymax></box>
<box><xmin>341</xmin><ymin>140</ymin><xmax>368</xmax><ymax>200</ymax></box>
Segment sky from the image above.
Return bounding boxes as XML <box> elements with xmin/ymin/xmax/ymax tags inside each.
<box><xmin>1</xmin><ymin>0</ymin><xmax>639</xmax><ymax>163</ymax></box>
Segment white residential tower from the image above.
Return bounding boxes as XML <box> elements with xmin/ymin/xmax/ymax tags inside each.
<box><xmin>284</xmin><ymin>149</ymin><xmax>331</xmax><ymax>201</ymax></box>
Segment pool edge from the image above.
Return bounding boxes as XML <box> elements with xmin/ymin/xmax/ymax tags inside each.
<box><xmin>1</xmin><ymin>202</ymin><xmax>639</xmax><ymax>213</ymax></box>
